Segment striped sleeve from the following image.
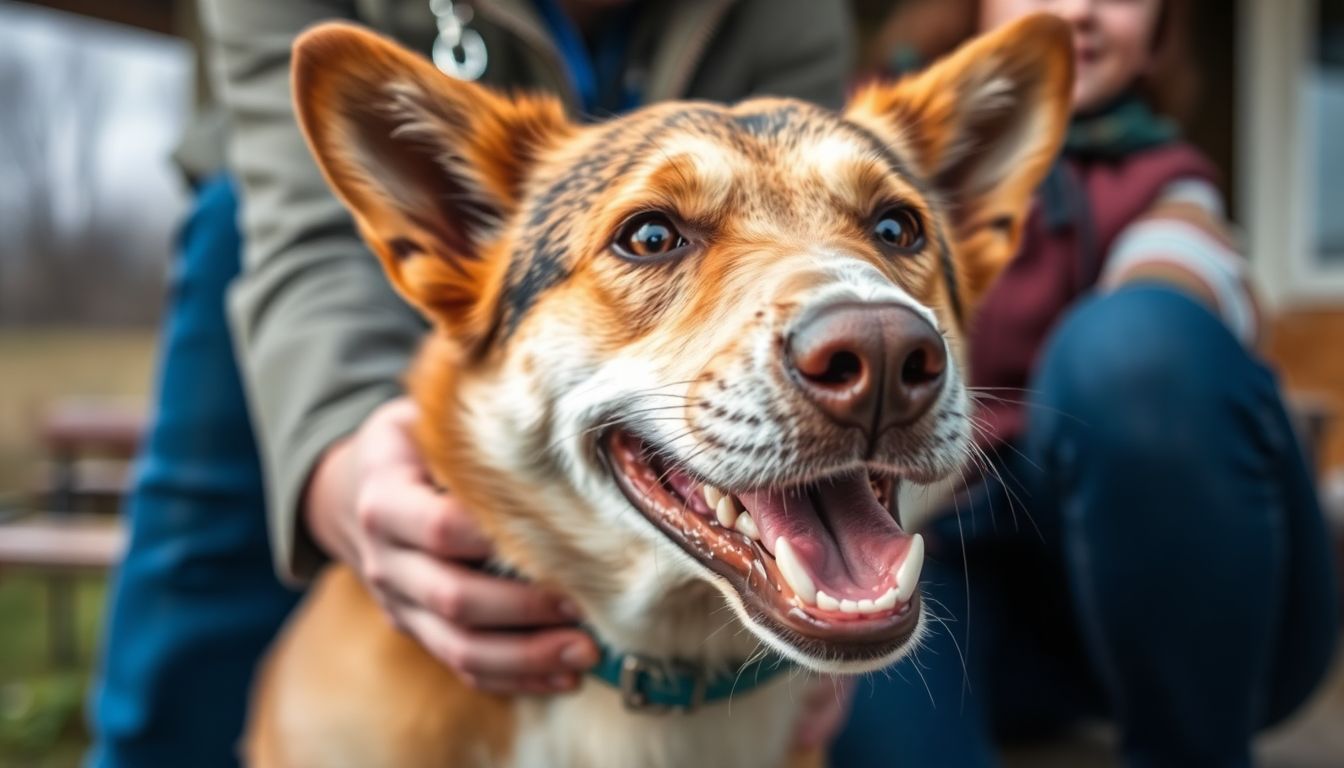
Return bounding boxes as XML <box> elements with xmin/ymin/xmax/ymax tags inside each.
<box><xmin>1100</xmin><ymin>178</ymin><xmax>1261</xmax><ymax>345</ymax></box>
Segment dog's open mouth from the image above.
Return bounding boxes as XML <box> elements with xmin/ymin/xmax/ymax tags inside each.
<box><xmin>605</xmin><ymin>429</ymin><xmax>922</xmax><ymax>663</ymax></box>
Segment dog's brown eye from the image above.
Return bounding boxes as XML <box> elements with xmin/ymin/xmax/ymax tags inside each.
<box><xmin>873</xmin><ymin>206</ymin><xmax>925</xmax><ymax>253</ymax></box>
<box><xmin>613</xmin><ymin>213</ymin><xmax>689</xmax><ymax>261</ymax></box>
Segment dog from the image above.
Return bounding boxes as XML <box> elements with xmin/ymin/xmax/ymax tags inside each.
<box><xmin>246</xmin><ymin>14</ymin><xmax>1072</xmax><ymax>767</ymax></box>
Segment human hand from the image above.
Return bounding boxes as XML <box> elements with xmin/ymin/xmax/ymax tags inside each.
<box><xmin>304</xmin><ymin>396</ymin><xmax>599</xmax><ymax>695</ymax></box>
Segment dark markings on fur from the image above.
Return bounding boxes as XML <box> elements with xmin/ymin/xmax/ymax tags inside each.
<box><xmin>499</xmin><ymin>109</ymin><xmax>733</xmax><ymax>337</ymax></box>
<box><xmin>839</xmin><ymin>119</ymin><xmax>966</xmax><ymax>326</ymax></box>
<box><xmin>834</xmin><ymin>119</ymin><xmax>926</xmax><ymax>198</ymax></box>
<box><xmin>388</xmin><ymin>236</ymin><xmax>421</xmax><ymax>260</ymax></box>
<box><xmin>733</xmin><ymin>105</ymin><xmax>806</xmax><ymax>138</ymax></box>
<box><xmin>932</xmin><ymin>227</ymin><xmax>965</xmax><ymax>326</ymax></box>
<box><xmin>496</xmin><ymin>101</ymin><xmax>959</xmax><ymax>338</ymax></box>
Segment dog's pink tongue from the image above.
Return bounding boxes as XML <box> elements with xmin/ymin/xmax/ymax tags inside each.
<box><xmin>738</xmin><ymin>473</ymin><xmax>907</xmax><ymax>598</ymax></box>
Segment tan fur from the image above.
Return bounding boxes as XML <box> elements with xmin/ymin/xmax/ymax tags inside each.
<box><xmin>246</xmin><ymin>568</ymin><xmax>513</xmax><ymax>767</ymax></box>
<box><xmin>247</xmin><ymin>15</ymin><xmax>1073</xmax><ymax>767</ymax></box>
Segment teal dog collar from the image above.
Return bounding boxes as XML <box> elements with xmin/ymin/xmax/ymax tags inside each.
<box><xmin>588</xmin><ymin>644</ymin><xmax>793</xmax><ymax>714</ymax></box>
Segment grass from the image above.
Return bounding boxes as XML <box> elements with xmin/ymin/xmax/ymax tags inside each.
<box><xmin>1</xmin><ymin>327</ymin><xmax>155</xmax><ymax>766</ymax></box>
<box><xmin>0</xmin><ymin>573</ymin><xmax>107</xmax><ymax>768</ymax></box>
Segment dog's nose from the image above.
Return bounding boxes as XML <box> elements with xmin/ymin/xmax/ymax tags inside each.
<box><xmin>786</xmin><ymin>302</ymin><xmax>946</xmax><ymax>436</ymax></box>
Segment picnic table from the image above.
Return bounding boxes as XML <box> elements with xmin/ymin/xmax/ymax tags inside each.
<box><xmin>0</xmin><ymin>400</ymin><xmax>142</xmax><ymax>664</ymax></box>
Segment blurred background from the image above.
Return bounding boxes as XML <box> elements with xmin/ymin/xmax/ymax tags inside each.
<box><xmin>0</xmin><ymin>0</ymin><xmax>1341</xmax><ymax>765</ymax></box>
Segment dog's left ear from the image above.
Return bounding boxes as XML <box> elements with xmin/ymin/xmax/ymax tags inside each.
<box><xmin>846</xmin><ymin>13</ymin><xmax>1074</xmax><ymax>312</ymax></box>
<box><xmin>292</xmin><ymin>23</ymin><xmax>572</xmax><ymax>347</ymax></box>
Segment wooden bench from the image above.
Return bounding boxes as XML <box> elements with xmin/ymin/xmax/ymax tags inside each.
<box><xmin>37</xmin><ymin>400</ymin><xmax>144</xmax><ymax>513</ymax></box>
<box><xmin>0</xmin><ymin>514</ymin><xmax>127</xmax><ymax>570</ymax></box>
<box><xmin>0</xmin><ymin>513</ymin><xmax>127</xmax><ymax>665</ymax></box>
<box><xmin>0</xmin><ymin>401</ymin><xmax>143</xmax><ymax>664</ymax></box>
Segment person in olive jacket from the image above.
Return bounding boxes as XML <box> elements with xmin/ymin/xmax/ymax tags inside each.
<box><xmin>89</xmin><ymin>1</ymin><xmax>855</xmax><ymax>765</ymax></box>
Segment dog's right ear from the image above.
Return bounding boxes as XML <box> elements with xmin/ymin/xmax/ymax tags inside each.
<box><xmin>292</xmin><ymin>23</ymin><xmax>572</xmax><ymax>344</ymax></box>
<box><xmin>845</xmin><ymin>14</ymin><xmax>1073</xmax><ymax>316</ymax></box>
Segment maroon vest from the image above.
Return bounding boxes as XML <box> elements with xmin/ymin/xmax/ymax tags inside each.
<box><xmin>968</xmin><ymin>143</ymin><xmax>1218</xmax><ymax>446</ymax></box>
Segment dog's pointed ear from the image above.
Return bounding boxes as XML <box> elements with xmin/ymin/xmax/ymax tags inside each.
<box><xmin>292</xmin><ymin>23</ymin><xmax>572</xmax><ymax>343</ymax></box>
<box><xmin>846</xmin><ymin>14</ymin><xmax>1074</xmax><ymax>311</ymax></box>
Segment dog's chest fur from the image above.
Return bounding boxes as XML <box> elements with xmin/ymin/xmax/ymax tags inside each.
<box><xmin>511</xmin><ymin>678</ymin><xmax>800</xmax><ymax>768</ymax></box>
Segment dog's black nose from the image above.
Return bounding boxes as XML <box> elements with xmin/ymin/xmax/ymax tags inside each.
<box><xmin>786</xmin><ymin>302</ymin><xmax>946</xmax><ymax>437</ymax></box>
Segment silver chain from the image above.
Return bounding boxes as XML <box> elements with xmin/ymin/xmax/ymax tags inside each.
<box><xmin>429</xmin><ymin>0</ymin><xmax>488</xmax><ymax>81</ymax></box>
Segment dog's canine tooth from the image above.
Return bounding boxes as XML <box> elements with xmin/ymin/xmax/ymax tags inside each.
<box><xmin>704</xmin><ymin>486</ymin><xmax>725</xmax><ymax>511</ymax></box>
<box><xmin>774</xmin><ymin>537</ymin><xmax>817</xmax><ymax>605</ymax></box>
<box><xmin>894</xmin><ymin>534</ymin><xmax>925</xmax><ymax>603</ymax></box>
<box><xmin>715</xmin><ymin>495</ymin><xmax>738</xmax><ymax>528</ymax></box>
<box><xmin>874</xmin><ymin>587</ymin><xmax>898</xmax><ymax>611</ymax></box>
<box><xmin>734</xmin><ymin>510</ymin><xmax>759</xmax><ymax>539</ymax></box>
<box><xmin>816</xmin><ymin>591</ymin><xmax>840</xmax><ymax>612</ymax></box>
<box><xmin>703</xmin><ymin>485</ymin><xmax>723</xmax><ymax>510</ymax></box>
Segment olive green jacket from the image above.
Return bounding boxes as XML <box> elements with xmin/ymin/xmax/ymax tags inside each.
<box><xmin>197</xmin><ymin>0</ymin><xmax>853</xmax><ymax>581</ymax></box>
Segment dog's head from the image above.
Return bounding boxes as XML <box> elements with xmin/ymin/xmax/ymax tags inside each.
<box><xmin>293</xmin><ymin>16</ymin><xmax>1071</xmax><ymax>674</ymax></box>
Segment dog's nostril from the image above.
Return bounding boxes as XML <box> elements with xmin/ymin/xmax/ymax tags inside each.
<box><xmin>900</xmin><ymin>347</ymin><xmax>943</xmax><ymax>387</ymax></box>
<box><xmin>814</xmin><ymin>350</ymin><xmax>863</xmax><ymax>386</ymax></box>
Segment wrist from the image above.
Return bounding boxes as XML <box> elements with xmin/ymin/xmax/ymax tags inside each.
<box><xmin>303</xmin><ymin>436</ymin><xmax>359</xmax><ymax>566</ymax></box>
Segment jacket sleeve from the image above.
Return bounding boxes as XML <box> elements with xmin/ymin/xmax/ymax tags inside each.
<box><xmin>1100</xmin><ymin>178</ymin><xmax>1262</xmax><ymax>346</ymax></box>
<box><xmin>199</xmin><ymin>0</ymin><xmax>426</xmax><ymax>582</ymax></box>
<box><xmin>739</xmin><ymin>0</ymin><xmax>853</xmax><ymax>109</ymax></box>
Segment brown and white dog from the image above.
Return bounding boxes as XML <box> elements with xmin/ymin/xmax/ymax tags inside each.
<box><xmin>246</xmin><ymin>15</ymin><xmax>1072</xmax><ymax>768</ymax></box>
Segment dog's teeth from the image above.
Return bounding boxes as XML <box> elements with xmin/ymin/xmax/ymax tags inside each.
<box><xmin>716</xmin><ymin>496</ymin><xmax>738</xmax><ymax>528</ymax></box>
<box><xmin>815</xmin><ymin>589</ymin><xmax>896</xmax><ymax>615</ymax></box>
<box><xmin>703</xmin><ymin>485</ymin><xmax>723</xmax><ymax>510</ymax></box>
<box><xmin>773</xmin><ymin>537</ymin><xmax>816</xmax><ymax>605</ymax></box>
<box><xmin>894</xmin><ymin>533</ymin><xmax>925</xmax><ymax>603</ymax></box>
<box><xmin>874</xmin><ymin>587</ymin><xmax>898</xmax><ymax>611</ymax></box>
<box><xmin>734</xmin><ymin>510</ymin><xmax>759</xmax><ymax>539</ymax></box>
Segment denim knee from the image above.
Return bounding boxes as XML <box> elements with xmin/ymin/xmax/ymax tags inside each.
<box><xmin>1027</xmin><ymin>285</ymin><xmax>1278</xmax><ymax>471</ymax></box>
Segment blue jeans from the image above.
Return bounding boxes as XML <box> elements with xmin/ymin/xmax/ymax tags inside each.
<box><xmin>833</xmin><ymin>286</ymin><xmax>1339</xmax><ymax>768</ymax></box>
<box><xmin>88</xmin><ymin>177</ymin><xmax>299</xmax><ymax>767</ymax></box>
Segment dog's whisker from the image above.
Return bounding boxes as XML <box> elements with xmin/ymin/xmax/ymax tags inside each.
<box><xmin>948</xmin><ymin>473</ymin><xmax>975</xmax><ymax>704</ymax></box>
<box><xmin>966</xmin><ymin>388</ymin><xmax>1086</xmax><ymax>424</ymax></box>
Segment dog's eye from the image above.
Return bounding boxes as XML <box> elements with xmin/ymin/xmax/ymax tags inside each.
<box><xmin>613</xmin><ymin>213</ymin><xmax>690</xmax><ymax>261</ymax></box>
<box><xmin>873</xmin><ymin>206</ymin><xmax>925</xmax><ymax>254</ymax></box>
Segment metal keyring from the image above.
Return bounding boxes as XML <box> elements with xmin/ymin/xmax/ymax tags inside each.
<box><xmin>429</xmin><ymin>0</ymin><xmax>487</xmax><ymax>81</ymax></box>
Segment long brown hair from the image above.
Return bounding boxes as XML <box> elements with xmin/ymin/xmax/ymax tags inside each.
<box><xmin>1143</xmin><ymin>0</ymin><xmax>1198</xmax><ymax>122</ymax></box>
<box><xmin>862</xmin><ymin>0</ymin><xmax>1197</xmax><ymax>121</ymax></box>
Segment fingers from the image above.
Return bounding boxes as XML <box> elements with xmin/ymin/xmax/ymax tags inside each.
<box><xmin>396</xmin><ymin>605</ymin><xmax>599</xmax><ymax>685</ymax></box>
<box><xmin>353</xmin><ymin>397</ymin><xmax>492</xmax><ymax>561</ymax></box>
<box><xmin>345</xmin><ymin>397</ymin><xmax>605</xmax><ymax>699</ymax></box>
<box><xmin>356</xmin><ymin>472</ymin><xmax>493</xmax><ymax>561</ymax></box>
<box><xmin>372</xmin><ymin>548</ymin><xmax>579</xmax><ymax>628</ymax></box>
<box><xmin>357</xmin><ymin>397</ymin><xmax>427</xmax><ymax>469</ymax></box>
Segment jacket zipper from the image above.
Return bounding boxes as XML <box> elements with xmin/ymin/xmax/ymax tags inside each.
<box><xmin>469</xmin><ymin>0</ymin><xmax>579</xmax><ymax>110</ymax></box>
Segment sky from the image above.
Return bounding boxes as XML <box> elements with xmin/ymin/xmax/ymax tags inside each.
<box><xmin>0</xmin><ymin>0</ymin><xmax>192</xmax><ymax>324</ymax></box>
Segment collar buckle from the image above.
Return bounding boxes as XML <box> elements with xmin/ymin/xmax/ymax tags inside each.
<box><xmin>618</xmin><ymin>654</ymin><xmax>705</xmax><ymax>714</ymax></box>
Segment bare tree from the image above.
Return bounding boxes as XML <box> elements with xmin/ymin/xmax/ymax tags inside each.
<box><xmin>0</xmin><ymin>5</ymin><xmax>187</xmax><ymax>325</ymax></box>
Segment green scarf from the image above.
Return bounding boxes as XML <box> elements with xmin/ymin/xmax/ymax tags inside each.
<box><xmin>1065</xmin><ymin>92</ymin><xmax>1179</xmax><ymax>159</ymax></box>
